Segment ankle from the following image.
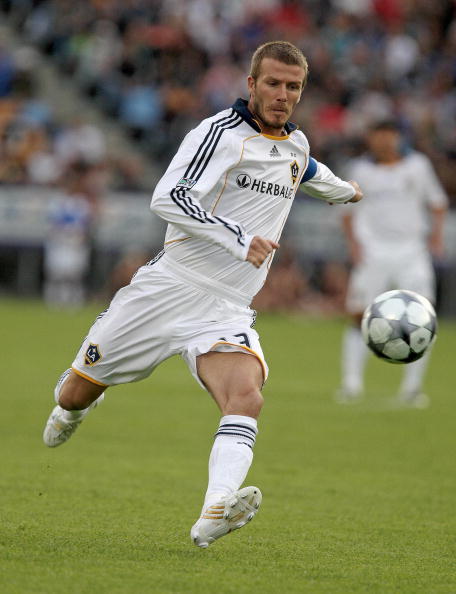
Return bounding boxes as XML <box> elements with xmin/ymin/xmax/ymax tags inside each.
<box><xmin>59</xmin><ymin>406</ymin><xmax>87</xmax><ymax>421</ymax></box>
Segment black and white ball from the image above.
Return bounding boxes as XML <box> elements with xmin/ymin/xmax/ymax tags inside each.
<box><xmin>361</xmin><ymin>290</ymin><xmax>437</xmax><ymax>364</ymax></box>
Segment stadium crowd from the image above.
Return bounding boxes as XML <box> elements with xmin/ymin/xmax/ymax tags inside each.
<box><xmin>2</xmin><ymin>0</ymin><xmax>455</xmax><ymax>203</ymax></box>
<box><xmin>0</xmin><ymin>0</ymin><xmax>455</xmax><ymax>310</ymax></box>
<box><xmin>0</xmin><ymin>25</ymin><xmax>145</xmax><ymax>192</ymax></box>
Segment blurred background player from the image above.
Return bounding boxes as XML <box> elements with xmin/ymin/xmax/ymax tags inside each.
<box><xmin>43</xmin><ymin>163</ymin><xmax>93</xmax><ymax>307</ymax></box>
<box><xmin>337</xmin><ymin>121</ymin><xmax>448</xmax><ymax>408</ymax></box>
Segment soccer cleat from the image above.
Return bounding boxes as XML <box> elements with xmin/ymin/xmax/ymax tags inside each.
<box><xmin>398</xmin><ymin>390</ymin><xmax>430</xmax><ymax>409</ymax></box>
<box><xmin>190</xmin><ymin>486</ymin><xmax>262</xmax><ymax>548</ymax></box>
<box><xmin>43</xmin><ymin>395</ymin><xmax>104</xmax><ymax>447</ymax></box>
<box><xmin>334</xmin><ymin>386</ymin><xmax>363</xmax><ymax>404</ymax></box>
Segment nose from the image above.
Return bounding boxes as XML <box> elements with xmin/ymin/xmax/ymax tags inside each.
<box><xmin>276</xmin><ymin>83</ymin><xmax>287</xmax><ymax>101</ymax></box>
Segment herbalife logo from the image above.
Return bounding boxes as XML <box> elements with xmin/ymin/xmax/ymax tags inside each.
<box><xmin>236</xmin><ymin>173</ymin><xmax>251</xmax><ymax>188</ymax></box>
<box><xmin>269</xmin><ymin>145</ymin><xmax>281</xmax><ymax>157</ymax></box>
<box><xmin>235</xmin><ymin>172</ymin><xmax>293</xmax><ymax>199</ymax></box>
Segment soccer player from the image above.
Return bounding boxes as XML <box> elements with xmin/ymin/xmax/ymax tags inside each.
<box><xmin>43</xmin><ymin>41</ymin><xmax>363</xmax><ymax>547</ymax></box>
<box><xmin>337</xmin><ymin>121</ymin><xmax>448</xmax><ymax>408</ymax></box>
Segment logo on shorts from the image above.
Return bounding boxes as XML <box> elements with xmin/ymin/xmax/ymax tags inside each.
<box><xmin>176</xmin><ymin>177</ymin><xmax>197</xmax><ymax>189</ymax></box>
<box><xmin>84</xmin><ymin>343</ymin><xmax>102</xmax><ymax>366</ymax></box>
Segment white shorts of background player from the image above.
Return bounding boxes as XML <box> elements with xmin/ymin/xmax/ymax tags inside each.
<box><xmin>346</xmin><ymin>250</ymin><xmax>435</xmax><ymax>315</ymax></box>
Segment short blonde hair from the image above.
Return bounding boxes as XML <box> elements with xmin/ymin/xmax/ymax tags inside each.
<box><xmin>250</xmin><ymin>41</ymin><xmax>309</xmax><ymax>86</ymax></box>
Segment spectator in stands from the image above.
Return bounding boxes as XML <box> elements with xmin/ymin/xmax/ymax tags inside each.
<box><xmin>43</xmin><ymin>164</ymin><xmax>93</xmax><ymax>308</ymax></box>
<box><xmin>2</xmin><ymin>0</ymin><xmax>455</xmax><ymax>205</ymax></box>
<box><xmin>54</xmin><ymin>117</ymin><xmax>106</xmax><ymax>167</ymax></box>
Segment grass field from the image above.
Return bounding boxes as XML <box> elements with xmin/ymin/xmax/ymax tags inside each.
<box><xmin>1</xmin><ymin>299</ymin><xmax>455</xmax><ymax>593</ymax></box>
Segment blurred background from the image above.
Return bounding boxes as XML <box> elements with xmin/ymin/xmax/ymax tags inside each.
<box><xmin>0</xmin><ymin>0</ymin><xmax>455</xmax><ymax>315</ymax></box>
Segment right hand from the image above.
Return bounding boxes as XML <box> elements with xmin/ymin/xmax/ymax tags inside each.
<box><xmin>246</xmin><ymin>236</ymin><xmax>280</xmax><ymax>268</ymax></box>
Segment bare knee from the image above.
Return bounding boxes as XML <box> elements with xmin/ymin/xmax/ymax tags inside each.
<box><xmin>59</xmin><ymin>372</ymin><xmax>105</xmax><ymax>410</ymax></box>
<box><xmin>223</xmin><ymin>386</ymin><xmax>264</xmax><ymax>419</ymax></box>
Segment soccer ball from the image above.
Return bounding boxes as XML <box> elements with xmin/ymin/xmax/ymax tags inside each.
<box><xmin>361</xmin><ymin>290</ymin><xmax>437</xmax><ymax>364</ymax></box>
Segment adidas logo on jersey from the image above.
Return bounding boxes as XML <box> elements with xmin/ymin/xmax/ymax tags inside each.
<box><xmin>269</xmin><ymin>145</ymin><xmax>281</xmax><ymax>157</ymax></box>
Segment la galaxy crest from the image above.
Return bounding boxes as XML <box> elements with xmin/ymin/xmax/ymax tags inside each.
<box><xmin>290</xmin><ymin>160</ymin><xmax>300</xmax><ymax>185</ymax></box>
<box><xmin>84</xmin><ymin>343</ymin><xmax>102</xmax><ymax>366</ymax></box>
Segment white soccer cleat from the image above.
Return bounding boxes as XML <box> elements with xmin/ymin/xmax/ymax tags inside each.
<box><xmin>43</xmin><ymin>395</ymin><xmax>104</xmax><ymax>447</ymax></box>
<box><xmin>190</xmin><ymin>486</ymin><xmax>262</xmax><ymax>548</ymax></box>
<box><xmin>334</xmin><ymin>386</ymin><xmax>363</xmax><ymax>404</ymax></box>
<box><xmin>398</xmin><ymin>390</ymin><xmax>430</xmax><ymax>409</ymax></box>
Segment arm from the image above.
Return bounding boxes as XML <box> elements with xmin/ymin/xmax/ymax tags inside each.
<box><xmin>428</xmin><ymin>206</ymin><xmax>447</xmax><ymax>260</ymax></box>
<box><xmin>418</xmin><ymin>155</ymin><xmax>449</xmax><ymax>260</ymax></box>
<box><xmin>341</xmin><ymin>211</ymin><xmax>362</xmax><ymax>265</ymax></box>
<box><xmin>151</xmin><ymin>119</ymin><xmax>253</xmax><ymax>261</ymax></box>
<box><xmin>300</xmin><ymin>158</ymin><xmax>363</xmax><ymax>204</ymax></box>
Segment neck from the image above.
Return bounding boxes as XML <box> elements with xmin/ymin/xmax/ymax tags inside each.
<box><xmin>376</xmin><ymin>153</ymin><xmax>402</xmax><ymax>165</ymax></box>
<box><xmin>247</xmin><ymin>100</ymin><xmax>285</xmax><ymax>137</ymax></box>
<box><xmin>254</xmin><ymin>112</ymin><xmax>285</xmax><ymax>137</ymax></box>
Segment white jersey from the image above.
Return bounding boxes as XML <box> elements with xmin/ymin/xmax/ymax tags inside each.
<box><xmin>151</xmin><ymin>98</ymin><xmax>355</xmax><ymax>305</ymax></box>
<box><xmin>343</xmin><ymin>151</ymin><xmax>448</xmax><ymax>259</ymax></box>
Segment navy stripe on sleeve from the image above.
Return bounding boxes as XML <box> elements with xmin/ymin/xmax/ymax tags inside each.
<box><xmin>186</xmin><ymin>114</ymin><xmax>242</xmax><ymax>183</ymax></box>
<box><xmin>184</xmin><ymin>111</ymin><xmax>239</xmax><ymax>179</ymax></box>
<box><xmin>170</xmin><ymin>187</ymin><xmax>246</xmax><ymax>246</ymax></box>
<box><xmin>167</xmin><ymin>112</ymin><xmax>246</xmax><ymax>247</ymax></box>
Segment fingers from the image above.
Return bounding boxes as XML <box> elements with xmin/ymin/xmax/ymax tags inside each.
<box><xmin>327</xmin><ymin>180</ymin><xmax>363</xmax><ymax>206</ymax></box>
<box><xmin>246</xmin><ymin>237</ymin><xmax>280</xmax><ymax>268</ymax></box>
<box><xmin>347</xmin><ymin>180</ymin><xmax>363</xmax><ymax>203</ymax></box>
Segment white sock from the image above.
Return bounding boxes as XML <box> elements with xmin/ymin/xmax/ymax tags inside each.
<box><xmin>400</xmin><ymin>351</ymin><xmax>431</xmax><ymax>394</ymax></box>
<box><xmin>341</xmin><ymin>326</ymin><xmax>369</xmax><ymax>393</ymax></box>
<box><xmin>203</xmin><ymin>415</ymin><xmax>258</xmax><ymax>509</ymax></box>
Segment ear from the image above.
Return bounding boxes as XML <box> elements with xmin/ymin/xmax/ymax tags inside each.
<box><xmin>247</xmin><ymin>75</ymin><xmax>255</xmax><ymax>96</ymax></box>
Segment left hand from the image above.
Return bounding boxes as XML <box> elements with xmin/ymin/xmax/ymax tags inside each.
<box><xmin>346</xmin><ymin>180</ymin><xmax>363</xmax><ymax>203</ymax></box>
<box><xmin>329</xmin><ymin>180</ymin><xmax>363</xmax><ymax>205</ymax></box>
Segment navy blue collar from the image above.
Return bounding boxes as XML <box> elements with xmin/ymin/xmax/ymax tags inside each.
<box><xmin>232</xmin><ymin>98</ymin><xmax>298</xmax><ymax>134</ymax></box>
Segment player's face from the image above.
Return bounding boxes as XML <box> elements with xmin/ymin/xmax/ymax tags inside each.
<box><xmin>368</xmin><ymin>129</ymin><xmax>401</xmax><ymax>162</ymax></box>
<box><xmin>247</xmin><ymin>58</ymin><xmax>305</xmax><ymax>135</ymax></box>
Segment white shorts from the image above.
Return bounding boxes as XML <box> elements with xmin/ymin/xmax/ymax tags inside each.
<box><xmin>346</xmin><ymin>252</ymin><xmax>435</xmax><ymax>314</ymax></box>
<box><xmin>72</xmin><ymin>259</ymin><xmax>268</xmax><ymax>390</ymax></box>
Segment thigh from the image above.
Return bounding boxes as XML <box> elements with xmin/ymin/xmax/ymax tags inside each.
<box><xmin>181</xmin><ymin>317</ymin><xmax>269</xmax><ymax>392</ymax></box>
<box><xmin>197</xmin><ymin>351</ymin><xmax>264</xmax><ymax>417</ymax></box>
<box><xmin>197</xmin><ymin>351</ymin><xmax>264</xmax><ymax>391</ymax></box>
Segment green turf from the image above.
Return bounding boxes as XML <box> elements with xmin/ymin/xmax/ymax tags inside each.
<box><xmin>1</xmin><ymin>299</ymin><xmax>455</xmax><ymax>593</ymax></box>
